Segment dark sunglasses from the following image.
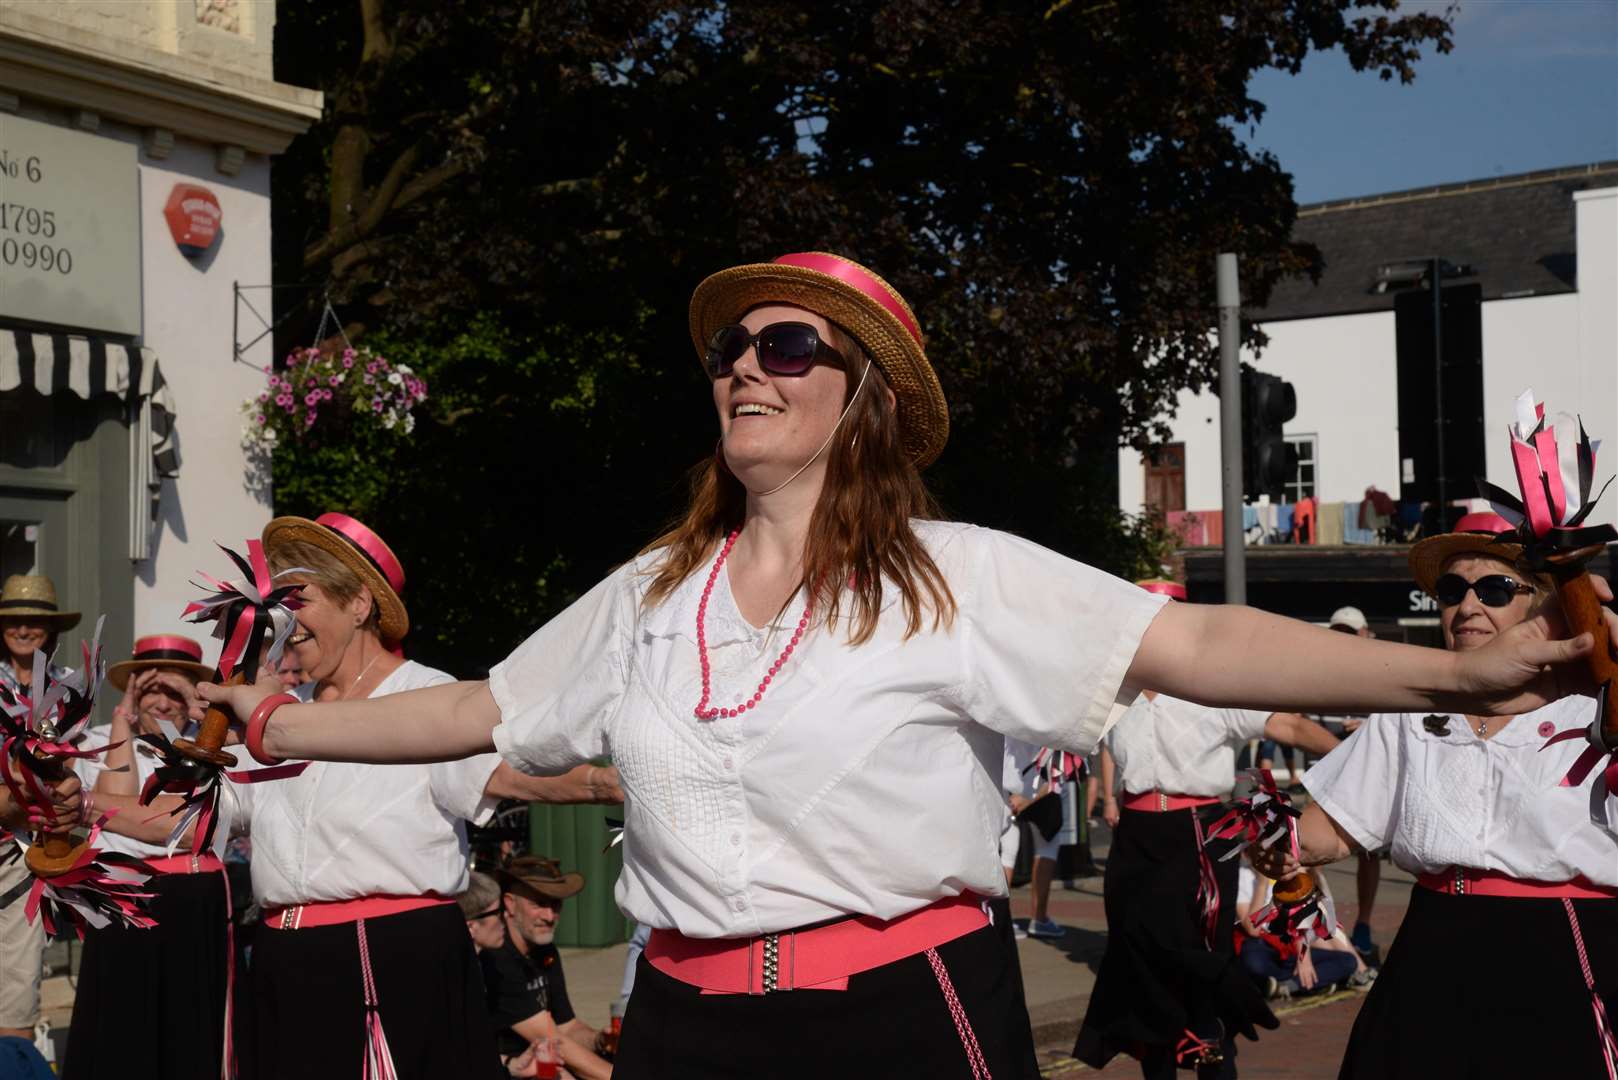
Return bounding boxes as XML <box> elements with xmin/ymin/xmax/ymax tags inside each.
<box><xmin>706</xmin><ymin>321</ymin><xmax>846</xmax><ymax>379</ymax></box>
<box><xmin>1434</xmin><ymin>573</ymin><xmax>1531</xmax><ymax>608</ymax></box>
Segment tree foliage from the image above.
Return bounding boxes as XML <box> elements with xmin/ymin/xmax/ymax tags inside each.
<box><xmin>271</xmin><ymin>0</ymin><xmax>1451</xmax><ymax>673</ymax></box>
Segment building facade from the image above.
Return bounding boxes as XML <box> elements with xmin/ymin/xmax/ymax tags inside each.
<box><xmin>0</xmin><ymin>2</ymin><xmax>319</xmax><ymax>660</ymax></box>
<box><xmin>1118</xmin><ymin>164</ymin><xmax>1618</xmax><ymax>638</ymax></box>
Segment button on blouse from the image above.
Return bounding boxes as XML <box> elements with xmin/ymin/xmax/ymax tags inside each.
<box><xmin>489</xmin><ymin>521</ymin><xmax>1167</xmax><ymax>938</ymax></box>
<box><xmin>1303</xmin><ymin>695</ymin><xmax>1618</xmax><ymax>886</ymax></box>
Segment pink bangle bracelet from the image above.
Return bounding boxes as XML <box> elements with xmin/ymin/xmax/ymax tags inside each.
<box><xmin>246</xmin><ymin>693</ymin><xmax>299</xmax><ymax>766</ymax></box>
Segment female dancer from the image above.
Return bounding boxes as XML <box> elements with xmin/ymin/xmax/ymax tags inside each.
<box><xmin>64</xmin><ymin>635</ymin><xmax>239</xmax><ymax>1079</ymax></box>
<box><xmin>1259</xmin><ymin>512</ymin><xmax>1618</xmax><ymax>1079</ymax></box>
<box><xmin>204</xmin><ymin>254</ymin><xmax>1614</xmax><ymax>1079</ymax></box>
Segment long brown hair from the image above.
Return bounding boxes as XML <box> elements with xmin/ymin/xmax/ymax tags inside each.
<box><xmin>642</xmin><ymin>324</ymin><xmax>955</xmax><ymax>644</ymax></box>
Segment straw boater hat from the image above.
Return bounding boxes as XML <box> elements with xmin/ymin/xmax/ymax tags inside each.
<box><xmin>261</xmin><ymin>512</ymin><xmax>409</xmax><ymax>641</ymax></box>
<box><xmin>109</xmin><ymin>635</ymin><xmax>214</xmax><ymax>691</ymax></box>
<box><xmin>498</xmin><ymin>855</ymin><xmax>585</xmax><ymax>902</ymax></box>
<box><xmin>0</xmin><ymin>574</ymin><xmax>80</xmax><ymax>631</ymax></box>
<box><xmin>1408</xmin><ymin>511</ymin><xmax>1527</xmax><ymax>597</ymax></box>
<box><xmin>688</xmin><ymin>252</ymin><xmax>950</xmax><ymax>468</ymax></box>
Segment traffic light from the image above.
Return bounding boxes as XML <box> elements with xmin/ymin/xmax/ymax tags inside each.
<box><xmin>1241</xmin><ymin>367</ymin><xmax>1297</xmax><ymax>501</ymax></box>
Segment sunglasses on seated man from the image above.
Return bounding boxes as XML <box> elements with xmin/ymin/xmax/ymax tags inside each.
<box><xmin>1434</xmin><ymin>573</ymin><xmax>1532</xmax><ymax>608</ymax></box>
<box><xmin>706</xmin><ymin>321</ymin><xmax>847</xmax><ymax>379</ymax></box>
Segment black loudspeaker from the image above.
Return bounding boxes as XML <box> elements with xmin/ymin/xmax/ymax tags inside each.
<box><xmin>1395</xmin><ymin>283</ymin><xmax>1484</xmax><ymax>507</ymax></box>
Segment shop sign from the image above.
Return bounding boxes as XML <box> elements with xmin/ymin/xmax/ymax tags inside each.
<box><xmin>163</xmin><ymin>184</ymin><xmax>222</xmax><ymax>258</ymax></box>
<box><xmin>0</xmin><ymin>114</ymin><xmax>140</xmax><ymax>335</ymax></box>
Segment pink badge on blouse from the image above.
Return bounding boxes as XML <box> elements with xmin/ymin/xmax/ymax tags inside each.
<box><xmin>1539</xmin><ymin>721</ymin><xmax>1556</xmax><ymax>738</ymax></box>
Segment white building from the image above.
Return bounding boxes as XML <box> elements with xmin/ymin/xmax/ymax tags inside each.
<box><xmin>1117</xmin><ymin>163</ymin><xmax>1618</xmax><ymax>638</ymax></box>
<box><xmin>0</xmin><ymin>3</ymin><xmax>319</xmax><ymax>657</ymax></box>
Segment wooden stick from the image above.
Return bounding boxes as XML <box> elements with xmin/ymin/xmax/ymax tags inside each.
<box><xmin>173</xmin><ymin>671</ymin><xmax>243</xmax><ymax>768</ymax></box>
<box><xmin>1550</xmin><ymin>565</ymin><xmax>1618</xmax><ymax>746</ymax></box>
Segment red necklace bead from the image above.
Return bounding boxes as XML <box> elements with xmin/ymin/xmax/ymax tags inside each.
<box><xmin>694</xmin><ymin>529</ymin><xmax>811</xmax><ymax>721</ymax></box>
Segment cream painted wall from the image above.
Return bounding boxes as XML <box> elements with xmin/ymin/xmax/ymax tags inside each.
<box><xmin>134</xmin><ymin>134</ymin><xmax>273</xmax><ymax>637</ymax></box>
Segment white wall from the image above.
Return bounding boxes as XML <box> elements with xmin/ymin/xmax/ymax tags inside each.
<box><xmin>1574</xmin><ymin>187</ymin><xmax>1618</xmax><ymax>533</ymax></box>
<box><xmin>1120</xmin><ymin>185</ymin><xmax>1618</xmax><ymax>528</ymax></box>
<box><xmin>1118</xmin><ymin>310</ymin><xmax>1400</xmax><ymax>515</ymax></box>
<box><xmin>133</xmin><ymin>135</ymin><xmax>273</xmax><ymax>636</ymax></box>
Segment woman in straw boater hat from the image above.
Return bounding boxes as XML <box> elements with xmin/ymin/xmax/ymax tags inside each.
<box><xmin>1076</xmin><ymin>581</ymin><xmax>1342</xmax><ymax>1079</ymax></box>
<box><xmin>200</xmin><ymin>512</ymin><xmax>620</xmax><ymax>1080</ymax></box>
<box><xmin>61</xmin><ymin>633</ymin><xmax>242</xmax><ymax>1080</ymax></box>
<box><xmin>1254</xmin><ymin>511</ymin><xmax>1618</xmax><ymax>1080</ymax></box>
<box><xmin>0</xmin><ymin>574</ymin><xmax>78</xmax><ymax>1047</ymax></box>
<box><xmin>201</xmin><ymin>253</ymin><xmax>1617</xmax><ymax>1079</ymax></box>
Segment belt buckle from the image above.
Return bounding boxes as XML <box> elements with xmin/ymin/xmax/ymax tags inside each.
<box><xmin>280</xmin><ymin>906</ymin><xmax>299</xmax><ymax>930</ymax></box>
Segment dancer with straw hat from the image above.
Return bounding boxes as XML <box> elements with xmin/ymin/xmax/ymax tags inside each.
<box><xmin>60</xmin><ymin>632</ymin><xmax>242</xmax><ymax>1080</ymax></box>
<box><xmin>0</xmin><ymin>574</ymin><xmax>77</xmax><ymax>1047</ymax></box>
<box><xmin>1260</xmin><ymin>505</ymin><xmax>1618</xmax><ymax>1080</ymax></box>
<box><xmin>205</xmin><ymin>511</ymin><xmax>619</xmax><ymax>1080</ymax></box>
<box><xmin>203</xmin><ymin>253</ymin><xmax>1618</xmax><ymax>1079</ymax></box>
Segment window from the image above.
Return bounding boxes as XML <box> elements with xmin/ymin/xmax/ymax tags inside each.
<box><xmin>1284</xmin><ymin>435</ymin><xmax>1317</xmax><ymax>503</ymax></box>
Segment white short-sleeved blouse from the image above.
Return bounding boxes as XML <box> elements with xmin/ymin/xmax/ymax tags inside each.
<box><xmin>489</xmin><ymin>520</ymin><xmax>1167</xmax><ymax>938</ymax></box>
<box><xmin>1106</xmin><ymin>693</ymin><xmax>1271</xmax><ymax>798</ymax></box>
<box><xmin>224</xmin><ymin>660</ymin><xmax>501</xmax><ymax>907</ymax></box>
<box><xmin>1303</xmin><ymin>695</ymin><xmax>1618</xmax><ymax>887</ymax></box>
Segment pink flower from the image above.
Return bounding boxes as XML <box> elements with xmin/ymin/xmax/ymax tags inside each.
<box><xmin>277</xmin><ymin>394</ymin><xmax>293</xmax><ymax>408</ymax></box>
<box><xmin>256</xmin><ymin>414</ymin><xmax>266</xmax><ymax>425</ymax></box>
<box><xmin>372</xmin><ymin>399</ymin><xmax>384</xmax><ymax>412</ymax></box>
<box><xmin>305</xmin><ymin>391</ymin><xmax>320</xmax><ymax>406</ymax></box>
<box><xmin>342</xmin><ymin>355</ymin><xmax>355</xmax><ymax>369</ymax></box>
<box><xmin>328</xmin><ymin>376</ymin><xmax>340</xmax><ymax>387</ymax></box>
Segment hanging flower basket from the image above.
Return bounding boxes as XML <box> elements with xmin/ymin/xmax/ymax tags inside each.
<box><xmin>242</xmin><ymin>344</ymin><xmax>427</xmax><ymax>455</ymax></box>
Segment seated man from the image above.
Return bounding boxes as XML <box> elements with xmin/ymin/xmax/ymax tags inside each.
<box><xmin>481</xmin><ymin>856</ymin><xmax>612</xmax><ymax>1080</ymax></box>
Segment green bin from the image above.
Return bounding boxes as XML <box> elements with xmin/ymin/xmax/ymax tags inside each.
<box><xmin>526</xmin><ymin>801</ymin><xmax>630</xmax><ymax>947</ymax></box>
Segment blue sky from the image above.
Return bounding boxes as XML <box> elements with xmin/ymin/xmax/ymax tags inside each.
<box><xmin>1244</xmin><ymin>0</ymin><xmax>1618</xmax><ymax>204</ymax></box>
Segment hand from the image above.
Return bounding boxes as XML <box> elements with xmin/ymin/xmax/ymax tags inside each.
<box><xmin>30</xmin><ymin>774</ymin><xmax>82</xmax><ymax>832</ymax></box>
<box><xmin>193</xmin><ymin>679</ymin><xmax>278</xmax><ymax>727</ymax></box>
<box><xmin>1341</xmin><ymin>717</ymin><xmax>1364</xmax><ymax>736</ymax></box>
<box><xmin>503</xmin><ymin>1047</ymin><xmax>535</xmax><ymax>1077</ymax></box>
<box><xmin>1248</xmin><ymin>843</ymin><xmax>1301</xmax><ymax>881</ymax></box>
<box><xmin>114</xmin><ymin>668</ymin><xmax>157</xmax><ymax>724</ymax></box>
<box><xmin>1008</xmin><ymin>794</ymin><xmax>1031</xmax><ymax>814</ymax></box>
<box><xmin>1296</xmin><ymin>946</ymin><xmax>1318</xmax><ymax>990</ymax></box>
<box><xmin>1102</xmin><ymin>797</ymin><xmax>1120</xmax><ymax>828</ymax></box>
<box><xmin>1454</xmin><ymin>573</ymin><xmax>1618</xmax><ymax>714</ymax></box>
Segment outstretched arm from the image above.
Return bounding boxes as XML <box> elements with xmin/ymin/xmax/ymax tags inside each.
<box><xmin>1128</xmin><ymin>584</ymin><xmax>1615</xmax><ymax>719</ymax></box>
<box><xmin>196</xmin><ymin>678</ymin><xmax>501</xmax><ymax>766</ymax></box>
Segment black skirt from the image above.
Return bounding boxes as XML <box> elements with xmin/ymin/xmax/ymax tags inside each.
<box><xmin>1339</xmin><ymin>886</ymin><xmax>1618</xmax><ymax>1079</ymax></box>
<box><xmin>613</xmin><ymin>919</ymin><xmax>1038</xmax><ymax>1079</ymax></box>
<box><xmin>245</xmin><ymin>903</ymin><xmax>499</xmax><ymax>1080</ymax></box>
<box><xmin>63</xmin><ymin>869</ymin><xmax>231</xmax><ymax>1080</ymax></box>
<box><xmin>1072</xmin><ymin>806</ymin><xmax>1275</xmax><ymax>1073</ymax></box>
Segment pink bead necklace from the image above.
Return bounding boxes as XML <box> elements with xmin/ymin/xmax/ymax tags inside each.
<box><xmin>694</xmin><ymin>529</ymin><xmax>812</xmax><ymax>721</ymax></box>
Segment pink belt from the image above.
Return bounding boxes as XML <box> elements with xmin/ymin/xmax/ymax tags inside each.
<box><xmin>145</xmin><ymin>853</ymin><xmax>225</xmax><ymax>875</ymax></box>
<box><xmin>646</xmin><ymin>893</ymin><xmax>990</xmax><ymax>995</ymax></box>
<box><xmin>1123</xmin><ymin>790</ymin><xmax>1220</xmax><ymax>813</ymax></box>
<box><xmin>262</xmin><ymin>894</ymin><xmax>452</xmax><ymax>930</ymax></box>
<box><xmin>1418</xmin><ymin>868</ymin><xmax>1618</xmax><ymax>899</ymax></box>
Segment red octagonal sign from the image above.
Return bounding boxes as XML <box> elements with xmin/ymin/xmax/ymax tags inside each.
<box><xmin>164</xmin><ymin>183</ymin><xmax>222</xmax><ymax>258</ymax></box>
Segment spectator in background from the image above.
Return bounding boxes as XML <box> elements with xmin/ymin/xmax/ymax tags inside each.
<box><xmin>1319</xmin><ymin>606</ymin><xmax>1385</xmax><ymax>964</ymax></box>
<box><xmin>1234</xmin><ymin>864</ymin><xmax>1364</xmax><ymax>1001</ymax></box>
<box><xmin>0</xmin><ymin>574</ymin><xmax>77</xmax><ymax>1047</ymax></box>
<box><xmin>481</xmin><ymin>856</ymin><xmax>612</xmax><ymax>1080</ymax></box>
<box><xmin>460</xmin><ymin>871</ymin><xmax>507</xmax><ymax>952</ymax></box>
<box><xmin>274</xmin><ymin>647</ymin><xmax>307</xmax><ymax>692</ymax></box>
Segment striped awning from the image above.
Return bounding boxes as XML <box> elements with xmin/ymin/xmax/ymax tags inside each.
<box><xmin>1</xmin><ymin>329</ymin><xmax>180</xmax><ymax>560</ymax></box>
